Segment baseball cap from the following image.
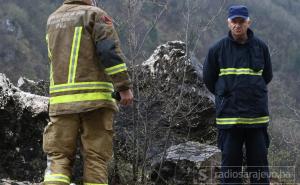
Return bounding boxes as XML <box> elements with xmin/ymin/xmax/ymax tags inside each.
<box><xmin>228</xmin><ymin>5</ymin><xmax>249</xmax><ymax>20</ymax></box>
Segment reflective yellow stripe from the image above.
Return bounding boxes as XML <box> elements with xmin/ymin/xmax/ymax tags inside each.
<box><xmin>220</xmin><ymin>68</ymin><xmax>252</xmax><ymax>71</ymax></box>
<box><xmin>50</xmin><ymin>82</ymin><xmax>114</xmax><ymax>93</ymax></box>
<box><xmin>84</xmin><ymin>183</ymin><xmax>108</xmax><ymax>185</ymax></box>
<box><xmin>47</xmin><ymin>34</ymin><xmax>54</xmax><ymax>86</ymax></box>
<box><xmin>219</xmin><ymin>68</ymin><xmax>262</xmax><ymax>76</ymax></box>
<box><xmin>46</xmin><ymin>34</ymin><xmax>52</xmax><ymax>60</ymax></box>
<box><xmin>68</xmin><ymin>26</ymin><xmax>83</xmax><ymax>83</ymax></box>
<box><xmin>50</xmin><ymin>82</ymin><xmax>113</xmax><ymax>88</ymax></box>
<box><xmin>217</xmin><ymin>116</ymin><xmax>269</xmax><ymax>121</ymax></box>
<box><xmin>216</xmin><ymin>116</ymin><xmax>270</xmax><ymax>125</ymax></box>
<box><xmin>50</xmin><ymin>63</ymin><xmax>54</xmax><ymax>86</ymax></box>
<box><xmin>105</xmin><ymin>63</ymin><xmax>127</xmax><ymax>75</ymax></box>
<box><xmin>220</xmin><ymin>72</ymin><xmax>262</xmax><ymax>76</ymax></box>
<box><xmin>50</xmin><ymin>92</ymin><xmax>115</xmax><ymax>105</ymax></box>
<box><xmin>44</xmin><ymin>174</ymin><xmax>70</xmax><ymax>184</ymax></box>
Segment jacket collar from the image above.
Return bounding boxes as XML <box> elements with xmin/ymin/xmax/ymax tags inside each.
<box><xmin>228</xmin><ymin>28</ymin><xmax>254</xmax><ymax>44</ymax></box>
<box><xmin>64</xmin><ymin>0</ymin><xmax>90</xmax><ymax>5</ymax></box>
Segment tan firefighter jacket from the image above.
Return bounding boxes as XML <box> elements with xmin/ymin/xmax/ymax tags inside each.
<box><xmin>46</xmin><ymin>0</ymin><xmax>132</xmax><ymax>116</ymax></box>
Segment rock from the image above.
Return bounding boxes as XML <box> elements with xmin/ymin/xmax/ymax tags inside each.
<box><xmin>0</xmin><ymin>179</ymin><xmax>39</xmax><ymax>185</ymax></box>
<box><xmin>150</xmin><ymin>141</ymin><xmax>220</xmax><ymax>184</ymax></box>
<box><xmin>113</xmin><ymin>41</ymin><xmax>216</xmax><ymax>184</ymax></box>
<box><xmin>17</xmin><ymin>77</ymin><xmax>49</xmax><ymax>96</ymax></box>
<box><xmin>0</xmin><ymin>73</ymin><xmax>48</xmax><ymax>117</ymax></box>
<box><xmin>0</xmin><ymin>73</ymin><xmax>48</xmax><ymax>182</ymax></box>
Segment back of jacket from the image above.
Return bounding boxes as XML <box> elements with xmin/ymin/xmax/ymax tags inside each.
<box><xmin>46</xmin><ymin>1</ymin><xmax>132</xmax><ymax>116</ymax></box>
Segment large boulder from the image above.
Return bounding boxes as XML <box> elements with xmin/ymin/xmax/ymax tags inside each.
<box><xmin>113</xmin><ymin>41</ymin><xmax>217</xmax><ymax>184</ymax></box>
<box><xmin>0</xmin><ymin>73</ymin><xmax>48</xmax><ymax>182</ymax></box>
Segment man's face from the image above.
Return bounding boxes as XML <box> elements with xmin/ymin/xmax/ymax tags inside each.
<box><xmin>227</xmin><ymin>17</ymin><xmax>251</xmax><ymax>37</ymax></box>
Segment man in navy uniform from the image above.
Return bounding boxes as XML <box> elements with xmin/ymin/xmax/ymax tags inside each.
<box><xmin>203</xmin><ymin>5</ymin><xmax>273</xmax><ymax>185</ymax></box>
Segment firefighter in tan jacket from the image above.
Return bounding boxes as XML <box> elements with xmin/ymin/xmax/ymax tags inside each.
<box><xmin>43</xmin><ymin>0</ymin><xmax>133</xmax><ymax>184</ymax></box>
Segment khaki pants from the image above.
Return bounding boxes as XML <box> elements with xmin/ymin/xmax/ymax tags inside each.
<box><xmin>43</xmin><ymin>108</ymin><xmax>114</xmax><ymax>185</ymax></box>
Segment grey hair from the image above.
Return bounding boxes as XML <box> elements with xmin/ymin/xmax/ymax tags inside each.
<box><xmin>228</xmin><ymin>17</ymin><xmax>250</xmax><ymax>22</ymax></box>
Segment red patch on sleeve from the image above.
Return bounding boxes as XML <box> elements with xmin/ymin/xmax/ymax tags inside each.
<box><xmin>101</xmin><ymin>15</ymin><xmax>113</xmax><ymax>26</ymax></box>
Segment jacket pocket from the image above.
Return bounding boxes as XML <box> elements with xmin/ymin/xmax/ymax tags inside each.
<box><xmin>215</xmin><ymin>92</ymin><xmax>234</xmax><ymax>117</ymax></box>
<box><xmin>236</xmin><ymin>84</ymin><xmax>268</xmax><ymax>116</ymax></box>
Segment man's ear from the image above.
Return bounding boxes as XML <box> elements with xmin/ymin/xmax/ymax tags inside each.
<box><xmin>247</xmin><ymin>19</ymin><xmax>252</xmax><ymax>27</ymax></box>
<box><xmin>227</xmin><ymin>19</ymin><xmax>231</xmax><ymax>29</ymax></box>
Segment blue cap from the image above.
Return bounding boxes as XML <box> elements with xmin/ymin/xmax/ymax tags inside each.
<box><xmin>228</xmin><ymin>5</ymin><xmax>249</xmax><ymax>20</ymax></box>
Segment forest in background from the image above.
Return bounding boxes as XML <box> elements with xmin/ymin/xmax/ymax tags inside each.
<box><xmin>0</xmin><ymin>0</ymin><xmax>299</xmax><ymax>182</ymax></box>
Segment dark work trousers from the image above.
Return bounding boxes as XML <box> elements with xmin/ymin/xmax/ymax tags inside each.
<box><xmin>217</xmin><ymin>127</ymin><xmax>270</xmax><ymax>185</ymax></box>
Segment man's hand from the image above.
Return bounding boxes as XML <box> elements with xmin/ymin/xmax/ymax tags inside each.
<box><xmin>119</xmin><ymin>89</ymin><xmax>133</xmax><ymax>106</ymax></box>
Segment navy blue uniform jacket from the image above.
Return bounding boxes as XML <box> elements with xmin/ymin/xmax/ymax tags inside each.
<box><xmin>203</xmin><ymin>29</ymin><xmax>273</xmax><ymax>129</ymax></box>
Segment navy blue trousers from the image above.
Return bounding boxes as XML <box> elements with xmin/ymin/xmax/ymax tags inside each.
<box><xmin>217</xmin><ymin>128</ymin><xmax>270</xmax><ymax>185</ymax></box>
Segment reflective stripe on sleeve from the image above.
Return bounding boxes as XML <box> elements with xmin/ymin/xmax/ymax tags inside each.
<box><xmin>105</xmin><ymin>63</ymin><xmax>127</xmax><ymax>75</ymax></box>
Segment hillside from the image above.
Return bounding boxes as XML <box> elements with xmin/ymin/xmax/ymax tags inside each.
<box><xmin>0</xmin><ymin>0</ymin><xmax>61</xmax><ymax>82</ymax></box>
<box><xmin>1</xmin><ymin>0</ymin><xmax>300</xmax><ymax>81</ymax></box>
